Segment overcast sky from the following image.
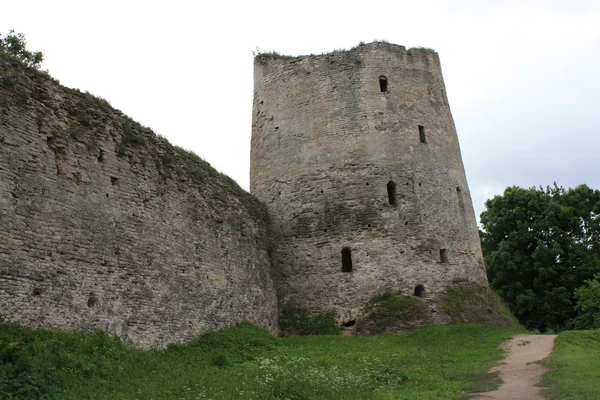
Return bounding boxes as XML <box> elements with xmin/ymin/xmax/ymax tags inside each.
<box><xmin>2</xmin><ymin>0</ymin><xmax>599</xmax><ymax>223</ymax></box>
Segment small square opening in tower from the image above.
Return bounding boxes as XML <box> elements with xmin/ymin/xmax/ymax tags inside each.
<box><xmin>341</xmin><ymin>247</ymin><xmax>353</xmax><ymax>272</ymax></box>
<box><xmin>379</xmin><ymin>75</ymin><xmax>388</xmax><ymax>92</ymax></box>
<box><xmin>440</xmin><ymin>249</ymin><xmax>448</xmax><ymax>263</ymax></box>
<box><xmin>419</xmin><ymin>125</ymin><xmax>427</xmax><ymax>144</ymax></box>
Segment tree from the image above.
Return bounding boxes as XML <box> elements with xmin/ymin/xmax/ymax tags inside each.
<box><xmin>0</xmin><ymin>30</ymin><xmax>43</xmax><ymax>69</ymax></box>
<box><xmin>573</xmin><ymin>273</ymin><xmax>600</xmax><ymax>329</ymax></box>
<box><xmin>480</xmin><ymin>184</ymin><xmax>600</xmax><ymax>331</ymax></box>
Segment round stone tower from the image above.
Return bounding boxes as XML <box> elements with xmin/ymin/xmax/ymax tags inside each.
<box><xmin>250</xmin><ymin>42</ymin><xmax>488</xmax><ymax>323</ymax></box>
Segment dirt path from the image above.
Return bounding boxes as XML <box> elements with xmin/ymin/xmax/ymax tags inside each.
<box><xmin>471</xmin><ymin>334</ymin><xmax>557</xmax><ymax>400</ymax></box>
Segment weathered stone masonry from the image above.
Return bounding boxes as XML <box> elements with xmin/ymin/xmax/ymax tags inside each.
<box><xmin>251</xmin><ymin>42</ymin><xmax>488</xmax><ymax>323</ymax></box>
<box><xmin>0</xmin><ymin>60</ymin><xmax>278</xmax><ymax>348</ymax></box>
<box><xmin>0</xmin><ymin>41</ymin><xmax>492</xmax><ymax>345</ymax></box>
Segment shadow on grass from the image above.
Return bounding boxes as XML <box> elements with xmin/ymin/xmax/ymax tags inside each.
<box><xmin>453</xmin><ymin>367</ymin><xmax>504</xmax><ymax>399</ymax></box>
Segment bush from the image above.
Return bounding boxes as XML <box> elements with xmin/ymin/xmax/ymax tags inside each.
<box><xmin>83</xmin><ymin>91</ymin><xmax>112</xmax><ymax>112</ymax></box>
<box><xmin>116</xmin><ymin>120</ymin><xmax>147</xmax><ymax>156</ymax></box>
<box><xmin>0</xmin><ymin>323</ymin><xmax>122</xmax><ymax>399</ymax></box>
<box><xmin>0</xmin><ymin>30</ymin><xmax>43</xmax><ymax>68</ymax></box>
<box><xmin>278</xmin><ymin>308</ymin><xmax>340</xmax><ymax>336</ymax></box>
<box><xmin>573</xmin><ymin>273</ymin><xmax>600</xmax><ymax>329</ymax></box>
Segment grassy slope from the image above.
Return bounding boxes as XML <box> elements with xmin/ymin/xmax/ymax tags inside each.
<box><xmin>541</xmin><ymin>330</ymin><xmax>600</xmax><ymax>400</ymax></box>
<box><xmin>355</xmin><ymin>285</ymin><xmax>518</xmax><ymax>336</ymax></box>
<box><xmin>0</xmin><ymin>322</ymin><xmax>522</xmax><ymax>400</ymax></box>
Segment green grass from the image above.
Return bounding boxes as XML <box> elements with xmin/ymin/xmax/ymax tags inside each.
<box><xmin>355</xmin><ymin>291</ymin><xmax>432</xmax><ymax>335</ymax></box>
<box><xmin>279</xmin><ymin>308</ymin><xmax>341</xmax><ymax>336</ymax></box>
<box><xmin>541</xmin><ymin>330</ymin><xmax>600</xmax><ymax>399</ymax></box>
<box><xmin>0</xmin><ymin>321</ymin><xmax>521</xmax><ymax>399</ymax></box>
<box><xmin>441</xmin><ymin>282</ymin><xmax>519</xmax><ymax>327</ymax></box>
<box><xmin>408</xmin><ymin>46</ymin><xmax>436</xmax><ymax>53</ymax></box>
<box><xmin>83</xmin><ymin>91</ymin><xmax>112</xmax><ymax>112</ymax></box>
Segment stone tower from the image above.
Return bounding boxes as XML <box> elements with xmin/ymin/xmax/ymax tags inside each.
<box><xmin>250</xmin><ymin>42</ymin><xmax>488</xmax><ymax>324</ymax></box>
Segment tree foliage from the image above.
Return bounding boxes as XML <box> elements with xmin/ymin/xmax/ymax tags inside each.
<box><xmin>0</xmin><ymin>30</ymin><xmax>43</xmax><ymax>69</ymax></box>
<box><xmin>573</xmin><ymin>273</ymin><xmax>600</xmax><ymax>329</ymax></box>
<box><xmin>480</xmin><ymin>184</ymin><xmax>600</xmax><ymax>331</ymax></box>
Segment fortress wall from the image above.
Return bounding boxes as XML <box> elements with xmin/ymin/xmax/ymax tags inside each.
<box><xmin>0</xmin><ymin>59</ymin><xmax>278</xmax><ymax>348</ymax></box>
<box><xmin>251</xmin><ymin>43</ymin><xmax>487</xmax><ymax>321</ymax></box>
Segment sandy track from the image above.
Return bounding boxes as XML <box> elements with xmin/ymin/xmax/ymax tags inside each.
<box><xmin>471</xmin><ymin>334</ymin><xmax>557</xmax><ymax>400</ymax></box>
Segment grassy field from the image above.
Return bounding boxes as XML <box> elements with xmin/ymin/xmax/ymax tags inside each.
<box><xmin>0</xmin><ymin>322</ymin><xmax>522</xmax><ymax>400</ymax></box>
<box><xmin>541</xmin><ymin>330</ymin><xmax>600</xmax><ymax>400</ymax></box>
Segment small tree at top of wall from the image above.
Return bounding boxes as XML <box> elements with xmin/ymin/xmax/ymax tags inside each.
<box><xmin>0</xmin><ymin>30</ymin><xmax>43</xmax><ymax>69</ymax></box>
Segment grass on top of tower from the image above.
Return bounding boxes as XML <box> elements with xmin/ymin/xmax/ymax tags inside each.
<box><xmin>408</xmin><ymin>46</ymin><xmax>437</xmax><ymax>53</ymax></box>
<box><xmin>253</xmin><ymin>49</ymin><xmax>296</xmax><ymax>64</ymax></box>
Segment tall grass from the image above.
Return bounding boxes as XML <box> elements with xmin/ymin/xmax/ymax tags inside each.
<box><xmin>0</xmin><ymin>321</ymin><xmax>521</xmax><ymax>399</ymax></box>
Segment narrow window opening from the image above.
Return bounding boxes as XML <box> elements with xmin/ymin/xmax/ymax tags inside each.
<box><xmin>456</xmin><ymin>187</ymin><xmax>464</xmax><ymax>209</ymax></box>
<box><xmin>341</xmin><ymin>247</ymin><xmax>353</xmax><ymax>272</ymax></box>
<box><xmin>110</xmin><ymin>176</ymin><xmax>119</xmax><ymax>186</ymax></box>
<box><xmin>87</xmin><ymin>292</ymin><xmax>98</xmax><ymax>308</ymax></box>
<box><xmin>440</xmin><ymin>249</ymin><xmax>448</xmax><ymax>263</ymax></box>
<box><xmin>387</xmin><ymin>180</ymin><xmax>397</xmax><ymax>206</ymax></box>
<box><xmin>379</xmin><ymin>75</ymin><xmax>388</xmax><ymax>92</ymax></box>
<box><xmin>419</xmin><ymin>125</ymin><xmax>427</xmax><ymax>144</ymax></box>
<box><xmin>414</xmin><ymin>284</ymin><xmax>425</xmax><ymax>297</ymax></box>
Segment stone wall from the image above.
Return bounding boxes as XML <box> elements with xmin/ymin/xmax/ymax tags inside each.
<box><xmin>0</xmin><ymin>59</ymin><xmax>278</xmax><ymax>348</ymax></box>
<box><xmin>251</xmin><ymin>42</ymin><xmax>488</xmax><ymax>323</ymax></box>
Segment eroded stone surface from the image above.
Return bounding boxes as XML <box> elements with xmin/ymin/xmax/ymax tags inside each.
<box><xmin>1</xmin><ymin>42</ymin><xmax>494</xmax><ymax>346</ymax></box>
<box><xmin>251</xmin><ymin>43</ymin><xmax>488</xmax><ymax>322</ymax></box>
<box><xmin>0</xmin><ymin>59</ymin><xmax>278</xmax><ymax>348</ymax></box>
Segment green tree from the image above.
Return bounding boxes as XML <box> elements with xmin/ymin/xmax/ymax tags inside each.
<box><xmin>573</xmin><ymin>273</ymin><xmax>600</xmax><ymax>329</ymax></box>
<box><xmin>480</xmin><ymin>184</ymin><xmax>600</xmax><ymax>331</ymax></box>
<box><xmin>0</xmin><ymin>30</ymin><xmax>43</xmax><ymax>68</ymax></box>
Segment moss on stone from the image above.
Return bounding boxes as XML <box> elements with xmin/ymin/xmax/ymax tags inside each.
<box><xmin>441</xmin><ymin>282</ymin><xmax>519</xmax><ymax>327</ymax></box>
<box><xmin>355</xmin><ymin>291</ymin><xmax>432</xmax><ymax>335</ymax></box>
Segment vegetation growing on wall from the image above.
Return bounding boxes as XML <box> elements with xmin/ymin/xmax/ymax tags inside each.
<box><xmin>0</xmin><ymin>30</ymin><xmax>43</xmax><ymax>69</ymax></box>
<box><xmin>441</xmin><ymin>282</ymin><xmax>519</xmax><ymax>327</ymax></box>
<box><xmin>253</xmin><ymin>41</ymin><xmax>436</xmax><ymax>66</ymax></box>
<box><xmin>0</xmin><ymin>32</ymin><xmax>268</xmax><ymax>230</ymax></box>
<box><xmin>278</xmin><ymin>308</ymin><xmax>340</xmax><ymax>336</ymax></box>
<box><xmin>480</xmin><ymin>184</ymin><xmax>600</xmax><ymax>332</ymax></box>
<box><xmin>355</xmin><ymin>291</ymin><xmax>432</xmax><ymax>335</ymax></box>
